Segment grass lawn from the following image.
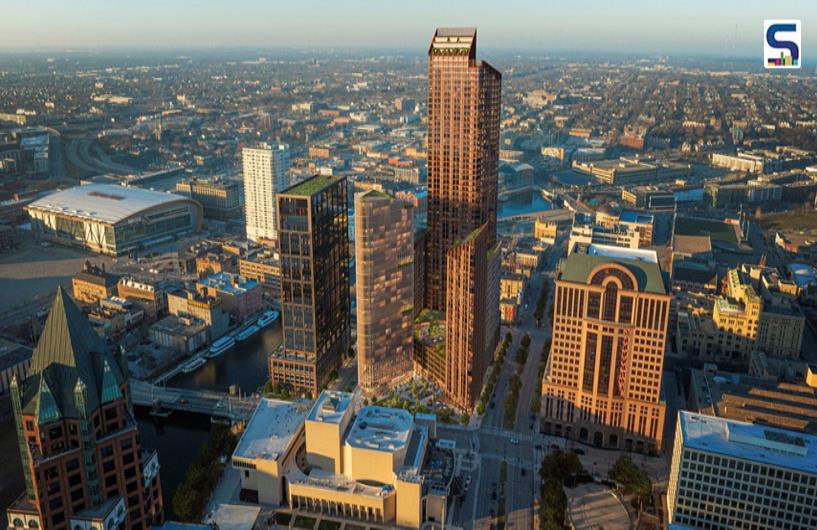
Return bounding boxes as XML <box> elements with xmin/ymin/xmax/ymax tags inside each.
<box><xmin>760</xmin><ymin>210</ymin><xmax>817</xmax><ymax>232</ymax></box>
<box><xmin>674</xmin><ymin>216</ymin><xmax>738</xmax><ymax>243</ymax></box>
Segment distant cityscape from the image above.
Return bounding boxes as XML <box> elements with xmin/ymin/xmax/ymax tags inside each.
<box><xmin>1</xmin><ymin>17</ymin><xmax>817</xmax><ymax>530</ymax></box>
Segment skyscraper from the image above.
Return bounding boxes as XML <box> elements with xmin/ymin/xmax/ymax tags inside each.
<box><xmin>7</xmin><ymin>288</ymin><xmax>163</xmax><ymax>530</ymax></box>
<box><xmin>444</xmin><ymin>223</ymin><xmax>500</xmax><ymax>409</ymax></box>
<box><xmin>425</xmin><ymin>27</ymin><xmax>501</xmax><ymax>311</ymax></box>
<box><xmin>270</xmin><ymin>175</ymin><xmax>350</xmax><ymax>396</ymax></box>
<box><xmin>354</xmin><ymin>190</ymin><xmax>414</xmax><ymax>395</ymax></box>
<box><xmin>243</xmin><ymin>143</ymin><xmax>290</xmax><ymax>245</ymax></box>
<box><xmin>423</xmin><ymin>27</ymin><xmax>501</xmax><ymax>410</ymax></box>
<box><xmin>540</xmin><ymin>245</ymin><xmax>670</xmax><ymax>453</ymax></box>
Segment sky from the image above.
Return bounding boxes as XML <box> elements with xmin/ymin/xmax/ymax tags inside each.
<box><xmin>0</xmin><ymin>0</ymin><xmax>814</xmax><ymax>57</ymax></box>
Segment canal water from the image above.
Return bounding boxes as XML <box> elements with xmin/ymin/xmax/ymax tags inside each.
<box><xmin>497</xmin><ymin>188</ymin><xmax>553</xmax><ymax>218</ymax></box>
<box><xmin>135</xmin><ymin>323</ymin><xmax>282</xmax><ymax>517</ymax></box>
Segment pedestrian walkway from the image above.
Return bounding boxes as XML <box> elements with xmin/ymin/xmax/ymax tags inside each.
<box><xmin>567</xmin><ymin>483</ymin><xmax>630</xmax><ymax>530</ymax></box>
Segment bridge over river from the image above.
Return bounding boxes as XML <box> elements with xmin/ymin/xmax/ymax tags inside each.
<box><xmin>130</xmin><ymin>379</ymin><xmax>259</xmax><ymax>422</ymax></box>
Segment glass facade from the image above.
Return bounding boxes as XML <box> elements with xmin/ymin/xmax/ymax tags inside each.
<box><xmin>275</xmin><ymin>176</ymin><xmax>350</xmax><ymax>394</ymax></box>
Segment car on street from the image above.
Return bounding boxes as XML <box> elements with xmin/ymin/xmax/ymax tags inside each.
<box><xmin>510</xmin><ymin>437</ymin><xmax>519</xmax><ymax>445</ymax></box>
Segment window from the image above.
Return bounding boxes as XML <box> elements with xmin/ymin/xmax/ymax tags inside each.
<box><xmin>602</xmin><ymin>282</ymin><xmax>618</xmax><ymax>321</ymax></box>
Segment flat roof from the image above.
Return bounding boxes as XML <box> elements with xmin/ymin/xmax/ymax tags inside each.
<box><xmin>198</xmin><ymin>272</ymin><xmax>259</xmax><ymax>295</ymax></box>
<box><xmin>308</xmin><ymin>390</ymin><xmax>353</xmax><ymax>424</ymax></box>
<box><xmin>674</xmin><ymin>216</ymin><xmax>738</xmax><ymax>244</ymax></box>
<box><xmin>586</xmin><ymin>244</ymin><xmax>658</xmax><ymax>263</ymax></box>
<box><xmin>27</xmin><ymin>183</ymin><xmax>194</xmax><ymax>225</ymax></box>
<box><xmin>282</xmin><ymin>174</ymin><xmax>343</xmax><ymax>197</ymax></box>
<box><xmin>619</xmin><ymin>210</ymin><xmax>654</xmax><ymax>224</ymax></box>
<box><xmin>346</xmin><ymin>406</ymin><xmax>413</xmax><ymax>453</ymax></box>
<box><xmin>205</xmin><ymin>503</ymin><xmax>261</xmax><ymax>530</ymax></box>
<box><xmin>679</xmin><ymin>411</ymin><xmax>817</xmax><ymax>475</ymax></box>
<box><xmin>0</xmin><ymin>338</ymin><xmax>33</xmax><ymax>372</ymax></box>
<box><xmin>233</xmin><ymin>398</ymin><xmax>311</xmax><ymax>462</ymax></box>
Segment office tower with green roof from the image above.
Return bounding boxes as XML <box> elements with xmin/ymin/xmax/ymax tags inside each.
<box><xmin>270</xmin><ymin>175</ymin><xmax>350</xmax><ymax>396</ymax></box>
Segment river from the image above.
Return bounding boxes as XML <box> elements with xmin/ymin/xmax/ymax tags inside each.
<box><xmin>497</xmin><ymin>188</ymin><xmax>553</xmax><ymax>218</ymax></box>
<box><xmin>135</xmin><ymin>323</ymin><xmax>282</xmax><ymax>516</ymax></box>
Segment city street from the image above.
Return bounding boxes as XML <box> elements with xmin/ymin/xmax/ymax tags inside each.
<box><xmin>444</xmin><ymin>235</ymin><xmax>565</xmax><ymax>529</ymax></box>
<box><xmin>442</xmin><ymin>233</ymin><xmax>670</xmax><ymax>529</ymax></box>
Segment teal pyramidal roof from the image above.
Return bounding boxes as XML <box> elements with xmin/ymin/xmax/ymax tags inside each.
<box><xmin>21</xmin><ymin>287</ymin><xmax>125</xmax><ymax>423</ymax></box>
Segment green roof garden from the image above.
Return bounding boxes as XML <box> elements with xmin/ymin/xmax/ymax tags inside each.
<box><xmin>283</xmin><ymin>175</ymin><xmax>344</xmax><ymax>197</ymax></box>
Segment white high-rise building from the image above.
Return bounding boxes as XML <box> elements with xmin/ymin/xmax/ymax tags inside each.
<box><xmin>242</xmin><ymin>143</ymin><xmax>290</xmax><ymax>244</ymax></box>
<box><xmin>668</xmin><ymin>411</ymin><xmax>817</xmax><ymax>530</ymax></box>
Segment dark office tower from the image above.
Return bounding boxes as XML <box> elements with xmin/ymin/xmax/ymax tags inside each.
<box><xmin>425</xmin><ymin>27</ymin><xmax>501</xmax><ymax>311</ymax></box>
<box><xmin>445</xmin><ymin>224</ymin><xmax>500</xmax><ymax>410</ymax></box>
<box><xmin>7</xmin><ymin>287</ymin><xmax>163</xmax><ymax>530</ymax></box>
<box><xmin>270</xmin><ymin>175</ymin><xmax>350</xmax><ymax>396</ymax></box>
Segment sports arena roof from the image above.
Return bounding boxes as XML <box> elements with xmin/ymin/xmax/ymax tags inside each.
<box><xmin>27</xmin><ymin>183</ymin><xmax>197</xmax><ymax>225</ymax></box>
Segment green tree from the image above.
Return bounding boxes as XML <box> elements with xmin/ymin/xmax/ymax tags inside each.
<box><xmin>539</xmin><ymin>478</ymin><xmax>567</xmax><ymax>530</ymax></box>
<box><xmin>539</xmin><ymin>449</ymin><xmax>582</xmax><ymax>484</ymax></box>
<box><xmin>610</xmin><ymin>455</ymin><xmax>652</xmax><ymax>510</ymax></box>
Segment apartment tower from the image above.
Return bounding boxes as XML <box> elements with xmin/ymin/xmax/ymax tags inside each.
<box><xmin>354</xmin><ymin>191</ymin><xmax>415</xmax><ymax>395</ymax></box>
<box><xmin>242</xmin><ymin>143</ymin><xmax>290</xmax><ymax>245</ymax></box>
<box><xmin>541</xmin><ymin>245</ymin><xmax>670</xmax><ymax>453</ymax></box>
<box><xmin>269</xmin><ymin>175</ymin><xmax>350</xmax><ymax>396</ymax></box>
<box><xmin>444</xmin><ymin>223</ymin><xmax>500</xmax><ymax>410</ymax></box>
<box><xmin>423</xmin><ymin>27</ymin><xmax>502</xmax><ymax>410</ymax></box>
<box><xmin>425</xmin><ymin>27</ymin><xmax>501</xmax><ymax>310</ymax></box>
<box><xmin>7</xmin><ymin>287</ymin><xmax>163</xmax><ymax>530</ymax></box>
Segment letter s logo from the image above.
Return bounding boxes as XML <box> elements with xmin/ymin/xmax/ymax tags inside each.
<box><xmin>764</xmin><ymin>20</ymin><xmax>801</xmax><ymax>68</ymax></box>
<box><xmin>767</xmin><ymin>24</ymin><xmax>800</xmax><ymax>60</ymax></box>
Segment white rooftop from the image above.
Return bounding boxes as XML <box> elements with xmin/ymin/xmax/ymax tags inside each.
<box><xmin>233</xmin><ymin>398</ymin><xmax>311</xmax><ymax>462</ymax></box>
<box><xmin>308</xmin><ymin>390</ymin><xmax>353</xmax><ymax>424</ymax></box>
<box><xmin>27</xmin><ymin>183</ymin><xmax>194</xmax><ymax>225</ymax></box>
<box><xmin>204</xmin><ymin>503</ymin><xmax>260</xmax><ymax>530</ymax></box>
<box><xmin>680</xmin><ymin>411</ymin><xmax>817</xmax><ymax>475</ymax></box>
<box><xmin>587</xmin><ymin>243</ymin><xmax>658</xmax><ymax>264</ymax></box>
<box><xmin>346</xmin><ymin>406</ymin><xmax>413</xmax><ymax>453</ymax></box>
